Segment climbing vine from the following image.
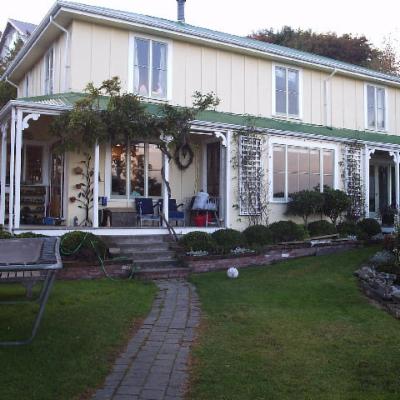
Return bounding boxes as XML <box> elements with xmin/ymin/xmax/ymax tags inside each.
<box><xmin>50</xmin><ymin>76</ymin><xmax>220</xmax><ymax>171</ymax></box>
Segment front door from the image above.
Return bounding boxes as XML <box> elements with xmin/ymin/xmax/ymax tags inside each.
<box><xmin>369</xmin><ymin>163</ymin><xmax>391</xmax><ymax>217</ymax></box>
<box><xmin>49</xmin><ymin>151</ymin><xmax>64</xmax><ymax>218</ymax></box>
<box><xmin>206</xmin><ymin>142</ymin><xmax>220</xmax><ymax>197</ymax></box>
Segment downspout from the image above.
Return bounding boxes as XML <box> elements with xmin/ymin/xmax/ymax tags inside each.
<box><xmin>49</xmin><ymin>16</ymin><xmax>70</xmax><ymax>92</ymax></box>
<box><xmin>324</xmin><ymin>68</ymin><xmax>338</xmax><ymax>128</ymax></box>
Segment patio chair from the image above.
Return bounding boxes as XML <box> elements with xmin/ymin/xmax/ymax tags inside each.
<box><xmin>159</xmin><ymin>199</ymin><xmax>185</xmax><ymax>226</ymax></box>
<box><xmin>135</xmin><ymin>198</ymin><xmax>161</xmax><ymax>227</ymax></box>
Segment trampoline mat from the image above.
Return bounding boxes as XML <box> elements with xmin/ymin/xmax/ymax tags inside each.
<box><xmin>0</xmin><ymin>239</ymin><xmax>43</xmax><ymax>264</ymax></box>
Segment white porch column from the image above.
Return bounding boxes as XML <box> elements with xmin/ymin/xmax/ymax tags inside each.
<box><xmin>364</xmin><ymin>144</ymin><xmax>370</xmax><ymax>217</ymax></box>
<box><xmin>225</xmin><ymin>130</ymin><xmax>232</xmax><ymax>228</ymax></box>
<box><xmin>162</xmin><ymin>153</ymin><xmax>170</xmax><ymax>226</ymax></box>
<box><xmin>14</xmin><ymin>112</ymin><xmax>40</xmax><ymax>229</ymax></box>
<box><xmin>390</xmin><ymin>151</ymin><xmax>400</xmax><ymax>208</ymax></box>
<box><xmin>0</xmin><ymin>122</ymin><xmax>8</xmax><ymax>227</ymax></box>
<box><xmin>92</xmin><ymin>141</ymin><xmax>100</xmax><ymax>228</ymax></box>
<box><xmin>8</xmin><ymin>108</ymin><xmax>16</xmax><ymax>232</ymax></box>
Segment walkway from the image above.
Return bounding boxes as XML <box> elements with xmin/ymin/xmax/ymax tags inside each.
<box><xmin>93</xmin><ymin>279</ymin><xmax>201</xmax><ymax>400</ymax></box>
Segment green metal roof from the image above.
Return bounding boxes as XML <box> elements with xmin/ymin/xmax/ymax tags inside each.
<box><xmin>18</xmin><ymin>92</ymin><xmax>400</xmax><ymax>146</ymax></box>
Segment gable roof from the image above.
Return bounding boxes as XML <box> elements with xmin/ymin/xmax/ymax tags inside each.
<box><xmin>2</xmin><ymin>0</ymin><xmax>400</xmax><ymax>86</ymax></box>
<box><xmin>8</xmin><ymin>19</ymin><xmax>37</xmax><ymax>37</ymax></box>
<box><xmin>8</xmin><ymin>92</ymin><xmax>400</xmax><ymax>147</ymax></box>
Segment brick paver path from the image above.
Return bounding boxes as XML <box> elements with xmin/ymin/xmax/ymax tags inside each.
<box><xmin>93</xmin><ymin>279</ymin><xmax>201</xmax><ymax>400</ymax></box>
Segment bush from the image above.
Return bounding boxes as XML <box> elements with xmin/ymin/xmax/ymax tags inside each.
<box><xmin>60</xmin><ymin>231</ymin><xmax>108</xmax><ymax>261</ymax></box>
<box><xmin>0</xmin><ymin>229</ymin><xmax>12</xmax><ymax>239</ymax></box>
<box><xmin>243</xmin><ymin>225</ymin><xmax>273</xmax><ymax>247</ymax></box>
<box><xmin>16</xmin><ymin>232</ymin><xmax>47</xmax><ymax>238</ymax></box>
<box><xmin>357</xmin><ymin>218</ymin><xmax>381</xmax><ymax>239</ymax></box>
<box><xmin>269</xmin><ymin>221</ymin><xmax>307</xmax><ymax>243</ymax></box>
<box><xmin>322</xmin><ymin>188</ymin><xmax>351</xmax><ymax>225</ymax></box>
<box><xmin>286</xmin><ymin>190</ymin><xmax>324</xmax><ymax>225</ymax></box>
<box><xmin>307</xmin><ymin>220</ymin><xmax>337</xmax><ymax>237</ymax></box>
<box><xmin>179</xmin><ymin>231</ymin><xmax>216</xmax><ymax>253</ymax></box>
<box><xmin>337</xmin><ymin>221</ymin><xmax>360</xmax><ymax>237</ymax></box>
<box><xmin>211</xmin><ymin>229</ymin><xmax>245</xmax><ymax>254</ymax></box>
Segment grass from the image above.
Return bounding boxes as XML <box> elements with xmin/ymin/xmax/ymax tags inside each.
<box><xmin>190</xmin><ymin>246</ymin><xmax>400</xmax><ymax>400</ymax></box>
<box><xmin>0</xmin><ymin>279</ymin><xmax>156</xmax><ymax>400</ymax></box>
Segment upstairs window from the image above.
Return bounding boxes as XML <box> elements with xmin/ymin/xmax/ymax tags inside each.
<box><xmin>274</xmin><ymin>65</ymin><xmax>300</xmax><ymax>118</ymax></box>
<box><xmin>133</xmin><ymin>37</ymin><xmax>168</xmax><ymax>99</ymax></box>
<box><xmin>44</xmin><ymin>47</ymin><xmax>54</xmax><ymax>95</ymax></box>
<box><xmin>366</xmin><ymin>84</ymin><xmax>386</xmax><ymax>131</ymax></box>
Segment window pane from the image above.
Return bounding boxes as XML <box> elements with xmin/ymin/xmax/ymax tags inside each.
<box><xmin>134</xmin><ymin>38</ymin><xmax>150</xmax><ymax>96</ymax></box>
<box><xmin>310</xmin><ymin>149</ymin><xmax>320</xmax><ymax>174</ymax></box>
<box><xmin>287</xmin><ymin>147</ymin><xmax>298</xmax><ymax>174</ymax></box>
<box><xmin>288</xmin><ymin>69</ymin><xmax>299</xmax><ymax>116</ymax></box>
<box><xmin>275</xmin><ymin>67</ymin><xmax>287</xmax><ymax>114</ymax></box>
<box><xmin>323</xmin><ymin>150</ymin><xmax>334</xmax><ymax>175</ymax></box>
<box><xmin>323</xmin><ymin>174</ymin><xmax>334</xmax><ymax>188</ymax></box>
<box><xmin>298</xmin><ymin>173</ymin><xmax>310</xmax><ymax>192</ymax></box>
<box><xmin>152</xmin><ymin>42</ymin><xmax>167</xmax><ymax>98</ymax></box>
<box><xmin>367</xmin><ymin>85</ymin><xmax>375</xmax><ymax>129</ymax></box>
<box><xmin>273</xmin><ymin>173</ymin><xmax>285</xmax><ymax>198</ymax></box>
<box><xmin>377</xmin><ymin>88</ymin><xmax>385</xmax><ymax>129</ymax></box>
<box><xmin>111</xmin><ymin>144</ymin><xmax>127</xmax><ymax>196</ymax></box>
<box><xmin>310</xmin><ymin>173</ymin><xmax>321</xmax><ymax>190</ymax></box>
<box><xmin>25</xmin><ymin>145</ymin><xmax>43</xmax><ymax>184</ymax></box>
<box><xmin>298</xmin><ymin>148</ymin><xmax>309</xmax><ymax>174</ymax></box>
<box><xmin>288</xmin><ymin>173</ymin><xmax>299</xmax><ymax>195</ymax></box>
<box><xmin>273</xmin><ymin>145</ymin><xmax>285</xmax><ymax>173</ymax></box>
<box><xmin>148</xmin><ymin>144</ymin><xmax>162</xmax><ymax>196</ymax></box>
<box><xmin>130</xmin><ymin>143</ymin><xmax>145</xmax><ymax>197</ymax></box>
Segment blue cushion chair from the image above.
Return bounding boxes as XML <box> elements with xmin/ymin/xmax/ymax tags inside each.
<box><xmin>135</xmin><ymin>198</ymin><xmax>161</xmax><ymax>227</ymax></box>
<box><xmin>159</xmin><ymin>199</ymin><xmax>185</xmax><ymax>226</ymax></box>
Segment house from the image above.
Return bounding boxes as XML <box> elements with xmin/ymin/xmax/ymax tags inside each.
<box><xmin>0</xmin><ymin>19</ymin><xmax>37</xmax><ymax>60</ymax></box>
<box><xmin>1</xmin><ymin>0</ymin><xmax>400</xmax><ymax>236</ymax></box>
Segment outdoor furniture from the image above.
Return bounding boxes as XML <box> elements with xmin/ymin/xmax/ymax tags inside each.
<box><xmin>101</xmin><ymin>208</ymin><xmax>137</xmax><ymax>227</ymax></box>
<box><xmin>135</xmin><ymin>198</ymin><xmax>161</xmax><ymax>227</ymax></box>
<box><xmin>189</xmin><ymin>193</ymin><xmax>221</xmax><ymax>227</ymax></box>
<box><xmin>159</xmin><ymin>199</ymin><xmax>185</xmax><ymax>226</ymax></box>
<box><xmin>0</xmin><ymin>237</ymin><xmax>62</xmax><ymax>346</ymax></box>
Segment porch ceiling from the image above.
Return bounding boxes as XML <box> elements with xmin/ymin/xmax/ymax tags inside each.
<box><xmin>6</xmin><ymin>92</ymin><xmax>400</xmax><ymax>147</ymax></box>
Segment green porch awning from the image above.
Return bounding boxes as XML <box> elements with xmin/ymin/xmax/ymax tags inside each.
<box><xmin>18</xmin><ymin>92</ymin><xmax>400</xmax><ymax>146</ymax></box>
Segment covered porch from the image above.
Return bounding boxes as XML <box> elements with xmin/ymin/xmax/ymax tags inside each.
<box><xmin>0</xmin><ymin>98</ymin><xmax>232</xmax><ymax>236</ymax></box>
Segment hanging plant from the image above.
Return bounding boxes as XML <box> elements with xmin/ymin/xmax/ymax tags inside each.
<box><xmin>174</xmin><ymin>143</ymin><xmax>194</xmax><ymax>170</ymax></box>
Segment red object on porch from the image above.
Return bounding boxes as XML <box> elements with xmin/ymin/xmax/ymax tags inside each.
<box><xmin>193</xmin><ymin>215</ymin><xmax>206</xmax><ymax>227</ymax></box>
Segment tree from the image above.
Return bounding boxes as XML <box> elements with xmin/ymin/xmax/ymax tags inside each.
<box><xmin>286</xmin><ymin>190</ymin><xmax>324</xmax><ymax>226</ymax></box>
<box><xmin>0</xmin><ymin>38</ymin><xmax>24</xmax><ymax>109</ymax></box>
<box><xmin>249</xmin><ymin>26</ymin><xmax>400</xmax><ymax>76</ymax></box>
<box><xmin>322</xmin><ymin>187</ymin><xmax>351</xmax><ymax>225</ymax></box>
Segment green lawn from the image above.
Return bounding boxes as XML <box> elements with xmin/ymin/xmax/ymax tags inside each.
<box><xmin>0</xmin><ymin>279</ymin><xmax>156</xmax><ymax>400</ymax></box>
<box><xmin>190</xmin><ymin>247</ymin><xmax>400</xmax><ymax>400</ymax></box>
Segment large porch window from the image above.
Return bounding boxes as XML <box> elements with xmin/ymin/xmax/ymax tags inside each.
<box><xmin>272</xmin><ymin>144</ymin><xmax>334</xmax><ymax>201</ymax></box>
<box><xmin>111</xmin><ymin>142</ymin><xmax>162</xmax><ymax>199</ymax></box>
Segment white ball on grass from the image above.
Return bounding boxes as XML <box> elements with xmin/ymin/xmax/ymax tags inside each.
<box><xmin>227</xmin><ymin>267</ymin><xmax>239</xmax><ymax>279</ymax></box>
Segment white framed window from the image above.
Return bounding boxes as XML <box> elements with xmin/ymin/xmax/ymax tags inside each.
<box><xmin>110</xmin><ymin>141</ymin><xmax>162</xmax><ymax>200</ymax></box>
<box><xmin>273</xmin><ymin>64</ymin><xmax>302</xmax><ymax>119</ymax></box>
<box><xmin>365</xmin><ymin>84</ymin><xmax>387</xmax><ymax>131</ymax></box>
<box><xmin>44</xmin><ymin>47</ymin><xmax>54</xmax><ymax>95</ymax></box>
<box><xmin>271</xmin><ymin>142</ymin><xmax>335</xmax><ymax>202</ymax></box>
<box><xmin>131</xmin><ymin>35</ymin><xmax>169</xmax><ymax>100</ymax></box>
<box><xmin>239</xmin><ymin>135</ymin><xmax>262</xmax><ymax>215</ymax></box>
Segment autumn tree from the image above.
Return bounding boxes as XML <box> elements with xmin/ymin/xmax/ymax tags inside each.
<box><xmin>249</xmin><ymin>26</ymin><xmax>400</xmax><ymax>76</ymax></box>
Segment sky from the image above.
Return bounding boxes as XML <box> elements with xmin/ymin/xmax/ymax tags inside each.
<box><xmin>1</xmin><ymin>0</ymin><xmax>400</xmax><ymax>52</ymax></box>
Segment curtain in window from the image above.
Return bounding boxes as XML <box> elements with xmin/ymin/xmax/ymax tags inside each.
<box><xmin>275</xmin><ymin>67</ymin><xmax>287</xmax><ymax>114</ymax></box>
<box><xmin>367</xmin><ymin>85</ymin><xmax>376</xmax><ymax>129</ymax></box>
<box><xmin>376</xmin><ymin>88</ymin><xmax>385</xmax><ymax>130</ymax></box>
<box><xmin>134</xmin><ymin>38</ymin><xmax>150</xmax><ymax>96</ymax></box>
<box><xmin>288</xmin><ymin>69</ymin><xmax>299</xmax><ymax>116</ymax></box>
<box><xmin>273</xmin><ymin>145</ymin><xmax>285</xmax><ymax>199</ymax></box>
<box><xmin>152</xmin><ymin>42</ymin><xmax>167</xmax><ymax>98</ymax></box>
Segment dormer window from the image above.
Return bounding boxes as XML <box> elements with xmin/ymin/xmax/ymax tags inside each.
<box><xmin>133</xmin><ymin>37</ymin><xmax>168</xmax><ymax>100</ymax></box>
<box><xmin>44</xmin><ymin>47</ymin><xmax>54</xmax><ymax>95</ymax></box>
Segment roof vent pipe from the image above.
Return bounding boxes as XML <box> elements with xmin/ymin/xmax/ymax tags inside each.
<box><xmin>177</xmin><ymin>0</ymin><xmax>186</xmax><ymax>23</ymax></box>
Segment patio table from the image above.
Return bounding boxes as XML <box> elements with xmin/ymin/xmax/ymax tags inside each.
<box><xmin>0</xmin><ymin>237</ymin><xmax>62</xmax><ymax>346</ymax></box>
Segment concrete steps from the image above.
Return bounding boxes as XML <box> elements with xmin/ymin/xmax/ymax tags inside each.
<box><xmin>104</xmin><ymin>235</ymin><xmax>185</xmax><ymax>278</ymax></box>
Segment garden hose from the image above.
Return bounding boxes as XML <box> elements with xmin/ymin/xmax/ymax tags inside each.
<box><xmin>60</xmin><ymin>233</ymin><xmax>137</xmax><ymax>281</ymax></box>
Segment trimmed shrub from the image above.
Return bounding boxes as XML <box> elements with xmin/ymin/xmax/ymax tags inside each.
<box><xmin>16</xmin><ymin>232</ymin><xmax>47</xmax><ymax>238</ymax></box>
<box><xmin>269</xmin><ymin>221</ymin><xmax>307</xmax><ymax>243</ymax></box>
<box><xmin>60</xmin><ymin>231</ymin><xmax>108</xmax><ymax>261</ymax></box>
<box><xmin>179</xmin><ymin>231</ymin><xmax>216</xmax><ymax>253</ymax></box>
<box><xmin>286</xmin><ymin>190</ymin><xmax>324</xmax><ymax>226</ymax></box>
<box><xmin>337</xmin><ymin>221</ymin><xmax>360</xmax><ymax>237</ymax></box>
<box><xmin>357</xmin><ymin>218</ymin><xmax>381</xmax><ymax>239</ymax></box>
<box><xmin>211</xmin><ymin>229</ymin><xmax>245</xmax><ymax>254</ymax></box>
<box><xmin>307</xmin><ymin>220</ymin><xmax>337</xmax><ymax>237</ymax></box>
<box><xmin>322</xmin><ymin>188</ymin><xmax>351</xmax><ymax>225</ymax></box>
<box><xmin>243</xmin><ymin>225</ymin><xmax>273</xmax><ymax>247</ymax></box>
<box><xmin>0</xmin><ymin>229</ymin><xmax>12</xmax><ymax>239</ymax></box>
